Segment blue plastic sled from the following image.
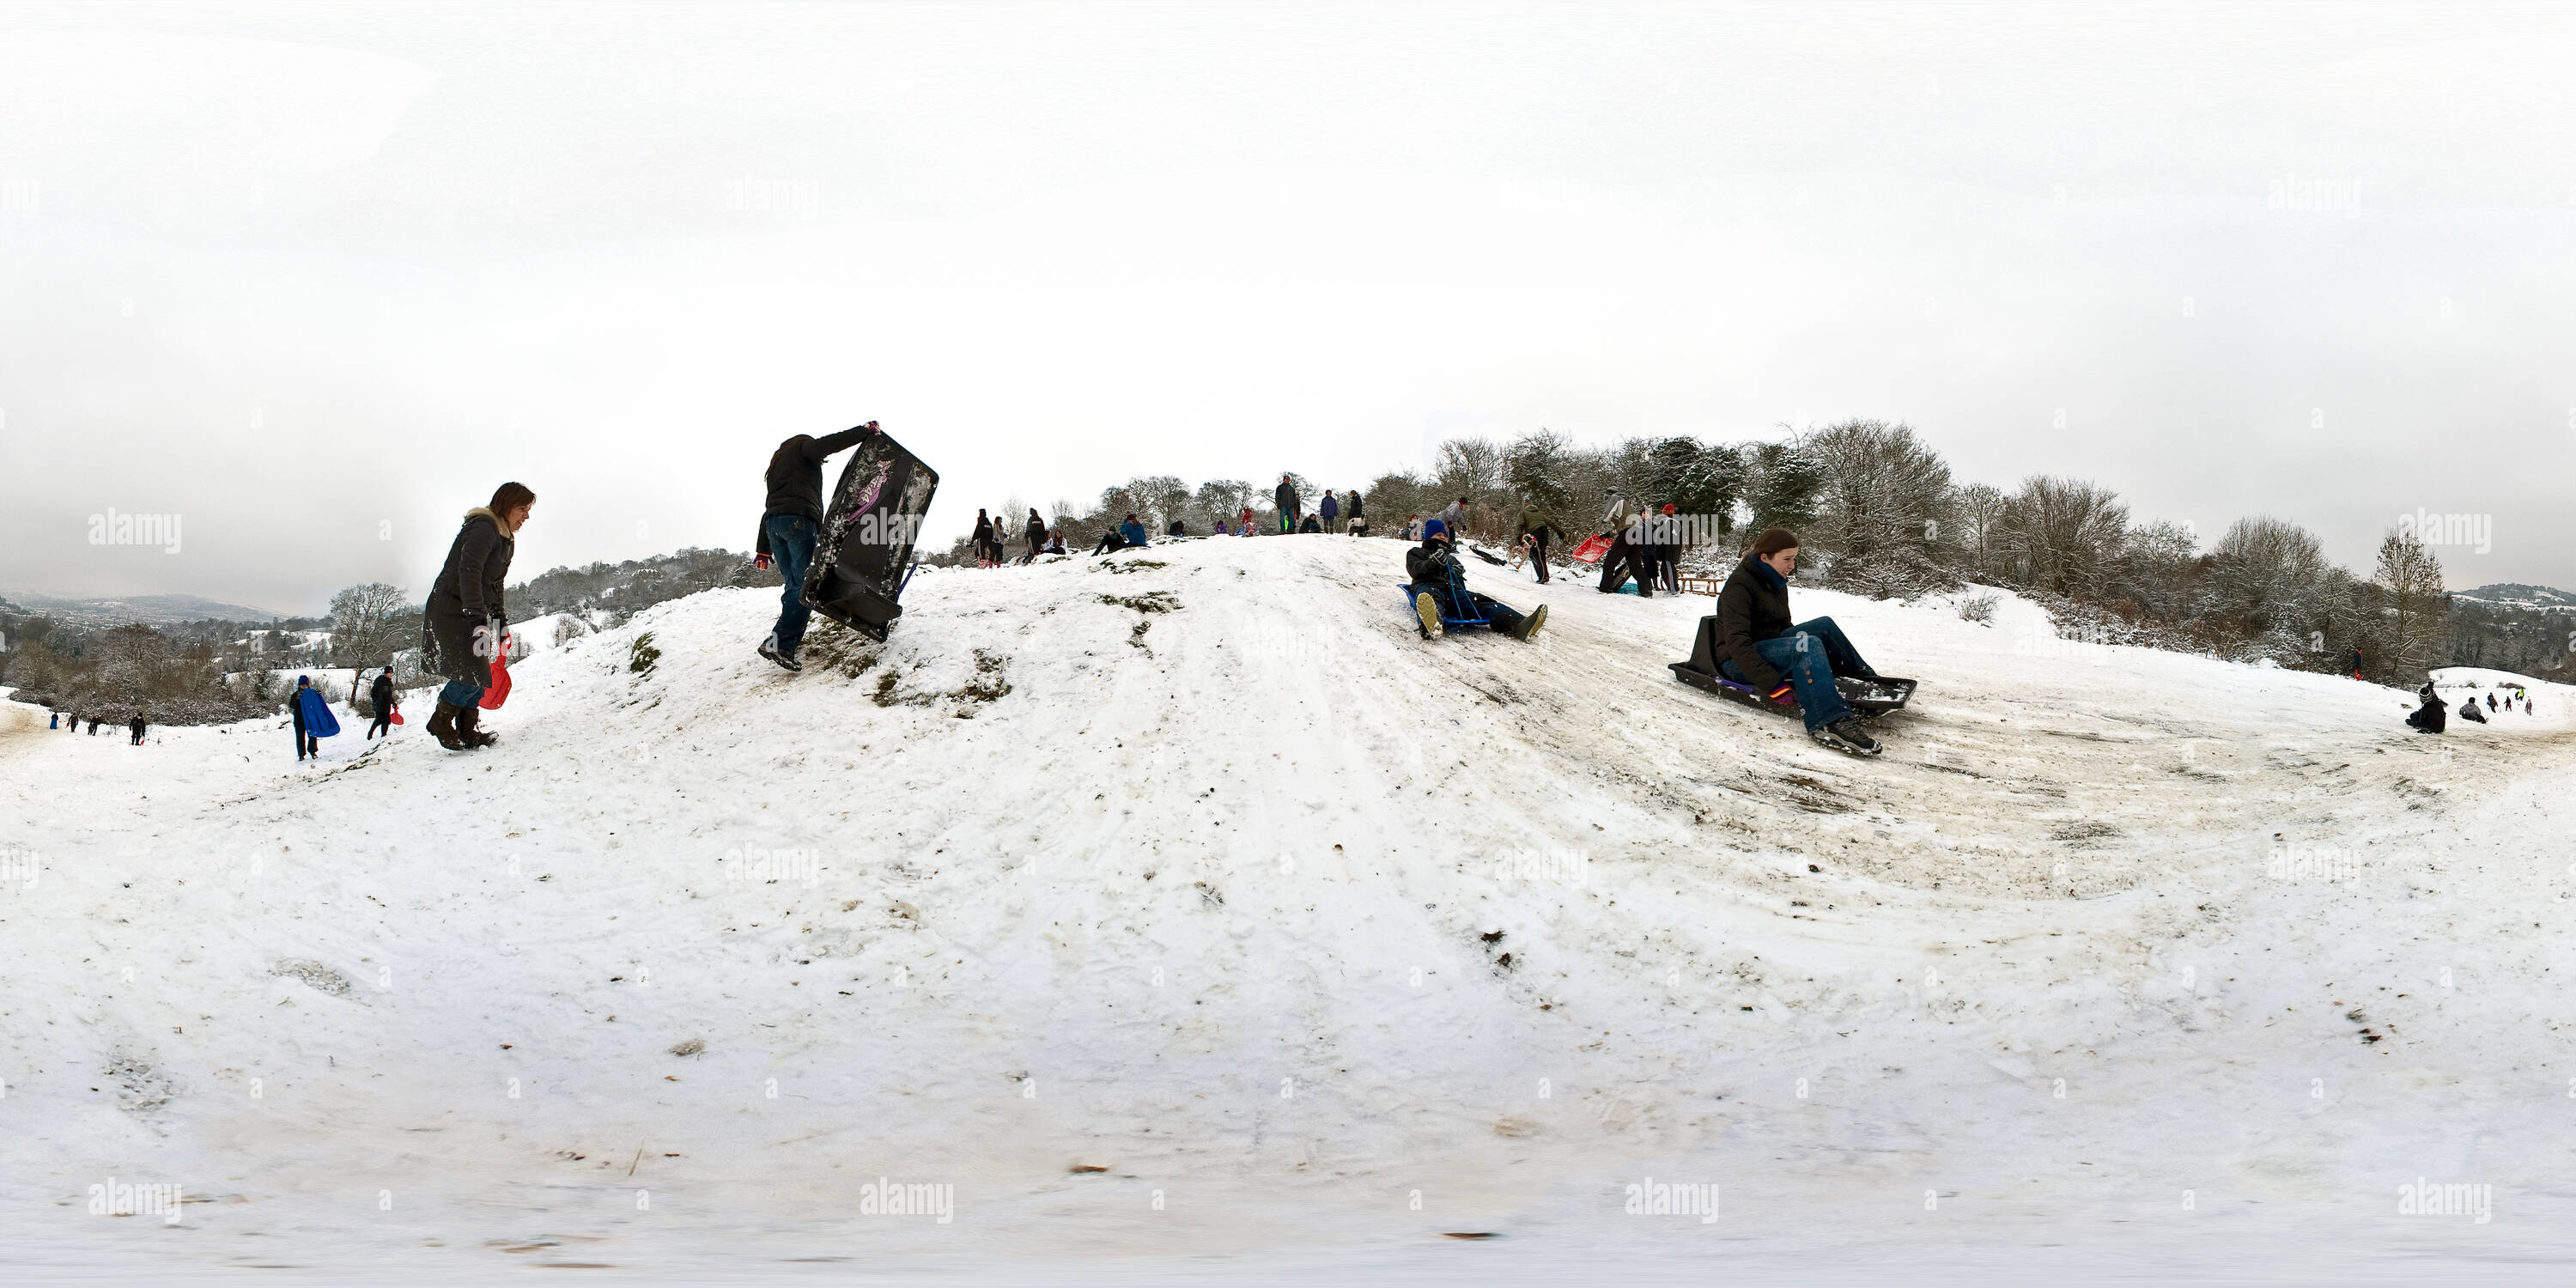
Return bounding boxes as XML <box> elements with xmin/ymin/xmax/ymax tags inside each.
<box><xmin>1397</xmin><ymin>581</ymin><xmax>1497</xmax><ymax>632</ymax></box>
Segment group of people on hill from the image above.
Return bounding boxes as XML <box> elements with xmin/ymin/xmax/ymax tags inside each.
<box><xmin>1591</xmin><ymin>489</ymin><xmax>1687</xmax><ymax>596</ymax></box>
<box><xmin>1272</xmin><ymin>477</ymin><xmax>1368</xmax><ymax>536</ymax></box>
<box><xmin>969</xmin><ymin>507</ymin><xmax>1071</xmax><ymax>566</ymax></box>
<box><xmin>2406</xmin><ymin>682</ymin><xmax>2537</xmax><ymax>733</ymax></box>
<box><xmin>47</xmin><ymin>709</ymin><xmax>147</xmax><ymax>744</ymax></box>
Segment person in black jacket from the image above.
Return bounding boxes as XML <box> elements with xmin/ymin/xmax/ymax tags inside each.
<box><xmin>971</xmin><ymin>509</ymin><xmax>996</xmax><ymax>568</ymax></box>
<box><xmin>1274</xmin><ymin>475</ymin><xmax>1300</xmax><ymax>534</ymax></box>
<box><xmin>1405</xmin><ymin>520</ymin><xmax>1546</xmax><ymax>641</ymax></box>
<box><xmin>750</xmin><ymin>422</ymin><xmax>878</xmax><ymax>671</ymax></box>
<box><xmin>1346</xmin><ymin>488</ymin><xmax>1365</xmax><ymax>537</ymax></box>
<box><xmin>2405</xmin><ymin>680</ymin><xmax>2446</xmax><ymax>733</ymax></box>
<box><xmin>1020</xmin><ymin>508</ymin><xmax>1048</xmax><ymax>564</ymax></box>
<box><xmin>1711</xmin><ymin>527</ymin><xmax>1884</xmax><ymax>756</ymax></box>
<box><xmin>423</xmin><ymin>482</ymin><xmax>534</xmax><ymax>750</ymax></box>
<box><xmin>367</xmin><ymin>667</ymin><xmax>398</xmax><ymax>739</ymax></box>
<box><xmin>129</xmin><ymin>711</ymin><xmax>147</xmax><ymax>745</ymax></box>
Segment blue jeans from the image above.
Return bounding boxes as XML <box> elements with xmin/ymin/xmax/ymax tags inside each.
<box><xmin>765</xmin><ymin>513</ymin><xmax>819</xmax><ymax>658</ymax></box>
<box><xmin>438</xmin><ymin>679</ymin><xmax>483</xmax><ymax>707</ymax></box>
<box><xmin>1720</xmin><ymin>616</ymin><xmax>1876</xmax><ymax>732</ymax></box>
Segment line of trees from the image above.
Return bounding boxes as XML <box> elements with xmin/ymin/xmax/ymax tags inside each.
<box><xmin>952</xmin><ymin>417</ymin><xmax>2515</xmax><ymax>684</ymax></box>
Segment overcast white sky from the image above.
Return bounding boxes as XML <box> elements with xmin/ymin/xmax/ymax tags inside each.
<box><xmin>3</xmin><ymin>2</ymin><xmax>2573</xmax><ymax>614</ymax></box>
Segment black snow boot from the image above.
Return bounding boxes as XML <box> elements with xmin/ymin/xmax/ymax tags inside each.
<box><xmin>455</xmin><ymin>703</ymin><xmax>496</xmax><ymax>748</ymax></box>
<box><xmin>428</xmin><ymin>701</ymin><xmax>469</xmax><ymax>750</ymax></box>
<box><xmin>1810</xmin><ymin>718</ymin><xmax>1883</xmax><ymax>758</ymax></box>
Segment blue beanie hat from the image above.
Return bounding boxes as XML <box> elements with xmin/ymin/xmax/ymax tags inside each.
<box><xmin>296</xmin><ymin>674</ymin><xmax>310</xmax><ymax>686</ymax></box>
<box><xmin>1423</xmin><ymin>519</ymin><xmax>1447</xmax><ymax>539</ymax></box>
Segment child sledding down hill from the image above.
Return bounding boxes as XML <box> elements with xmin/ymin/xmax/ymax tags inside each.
<box><xmin>2405</xmin><ymin>681</ymin><xmax>2447</xmax><ymax>733</ymax></box>
<box><xmin>1405</xmin><ymin>520</ymin><xmax>1546</xmax><ymax>642</ymax></box>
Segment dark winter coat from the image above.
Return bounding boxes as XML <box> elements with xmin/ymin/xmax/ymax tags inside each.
<box><xmin>2458</xmin><ymin>700</ymin><xmax>2487</xmax><ymax>724</ymax></box>
<box><xmin>1320</xmin><ymin>494</ymin><xmax>1339</xmax><ymax>522</ymax></box>
<box><xmin>756</xmin><ymin>425</ymin><xmax>875</xmax><ymax>556</ymax></box>
<box><xmin>1274</xmin><ymin>480</ymin><xmax>1298</xmax><ymax>516</ymax></box>
<box><xmin>1515</xmin><ymin>505</ymin><xmax>1560</xmax><ymax>543</ymax></box>
<box><xmin>1406</xmin><ymin>538</ymin><xmax>1467</xmax><ymax>592</ymax></box>
<box><xmin>1119</xmin><ymin>519</ymin><xmax>1149</xmax><ymax>547</ymax></box>
<box><xmin>1347</xmin><ymin>490</ymin><xmax>1364</xmax><ymax>519</ymax></box>
<box><xmin>130</xmin><ymin>714</ymin><xmax>146</xmax><ymax>739</ymax></box>
<box><xmin>370</xmin><ymin>672</ymin><xmax>396</xmax><ymax>715</ymax></box>
<box><xmin>2407</xmin><ymin>696</ymin><xmax>2445</xmax><ymax>733</ymax></box>
<box><xmin>1713</xmin><ymin>552</ymin><xmax>1793</xmax><ymax>693</ymax></box>
<box><xmin>423</xmin><ymin>508</ymin><xmax>515</xmax><ymax>686</ymax></box>
<box><xmin>1025</xmin><ymin>513</ymin><xmax>1048</xmax><ymax>547</ymax></box>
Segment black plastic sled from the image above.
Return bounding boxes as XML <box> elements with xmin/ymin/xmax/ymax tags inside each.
<box><xmin>1668</xmin><ymin>616</ymin><xmax>1917</xmax><ymax>718</ymax></box>
<box><xmin>800</xmin><ymin>430</ymin><xmax>940</xmax><ymax>642</ymax></box>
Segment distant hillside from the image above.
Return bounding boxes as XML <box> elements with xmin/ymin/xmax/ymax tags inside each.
<box><xmin>0</xmin><ymin>588</ymin><xmax>299</xmax><ymax>628</ymax></box>
<box><xmin>2454</xmin><ymin>583</ymin><xmax>2576</xmax><ymax>611</ymax></box>
<box><xmin>503</xmin><ymin>547</ymin><xmax>776</xmax><ymax>623</ymax></box>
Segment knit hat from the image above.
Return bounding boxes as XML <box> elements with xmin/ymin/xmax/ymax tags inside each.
<box><xmin>1423</xmin><ymin>519</ymin><xmax>1448</xmax><ymax>539</ymax></box>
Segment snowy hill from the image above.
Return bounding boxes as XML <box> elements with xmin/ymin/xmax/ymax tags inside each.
<box><xmin>0</xmin><ymin>589</ymin><xmax>298</xmax><ymax>627</ymax></box>
<box><xmin>6</xmin><ymin>535</ymin><xmax>2574</xmax><ymax>1279</ymax></box>
<box><xmin>2453</xmin><ymin>582</ymin><xmax>2576</xmax><ymax>612</ymax></box>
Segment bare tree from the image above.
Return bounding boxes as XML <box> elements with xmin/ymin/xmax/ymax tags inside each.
<box><xmin>1432</xmin><ymin>436</ymin><xmax>1505</xmax><ymax>504</ymax></box>
<box><xmin>1943</xmin><ymin>483</ymin><xmax>2001</xmax><ymax>574</ymax></box>
<box><xmin>329</xmin><ymin>582</ymin><xmax>410</xmax><ymax>666</ymax></box>
<box><xmin>1800</xmin><ymin>419</ymin><xmax>1953</xmax><ymax>562</ymax></box>
<box><xmin>1999</xmin><ymin>476</ymin><xmax>2129</xmax><ymax>598</ymax></box>
<box><xmin>2373</xmin><ymin>526</ymin><xmax>2446</xmax><ymax>679</ymax></box>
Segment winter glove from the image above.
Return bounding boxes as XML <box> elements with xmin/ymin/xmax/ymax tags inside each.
<box><xmin>753</xmin><ymin>553</ymin><xmax>773</xmax><ymax>571</ymax></box>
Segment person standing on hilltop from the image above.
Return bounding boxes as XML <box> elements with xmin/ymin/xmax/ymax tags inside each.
<box><xmin>1273</xmin><ymin>475</ymin><xmax>1301</xmax><ymax>534</ymax></box>
<box><xmin>750</xmin><ymin>422</ymin><xmax>878</xmax><ymax>673</ymax></box>
<box><xmin>1346</xmin><ymin>488</ymin><xmax>1365</xmax><ymax>537</ymax></box>
<box><xmin>971</xmin><ymin>508</ymin><xmax>996</xmax><ymax>568</ymax></box>
<box><xmin>129</xmin><ymin>710</ymin><xmax>147</xmax><ymax>745</ymax></box>
<box><xmin>1021</xmin><ymin>508</ymin><xmax>1048</xmax><ymax>564</ymax></box>
<box><xmin>1320</xmin><ymin>489</ymin><xmax>1339</xmax><ymax>534</ymax></box>
<box><xmin>424</xmin><ymin>482</ymin><xmax>535</xmax><ymax>749</ymax></box>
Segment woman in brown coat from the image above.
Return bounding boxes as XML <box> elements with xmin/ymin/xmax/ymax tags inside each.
<box><xmin>423</xmin><ymin>482</ymin><xmax>535</xmax><ymax>750</ymax></box>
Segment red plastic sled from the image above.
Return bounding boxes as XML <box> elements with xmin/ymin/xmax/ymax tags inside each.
<box><xmin>1571</xmin><ymin>534</ymin><xmax>1612</xmax><ymax>564</ymax></box>
<box><xmin>478</xmin><ymin>634</ymin><xmax>514</xmax><ymax>710</ymax></box>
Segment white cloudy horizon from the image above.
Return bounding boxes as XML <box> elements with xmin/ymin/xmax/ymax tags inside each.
<box><xmin>3</xmin><ymin>2</ymin><xmax>2573</xmax><ymax>614</ymax></box>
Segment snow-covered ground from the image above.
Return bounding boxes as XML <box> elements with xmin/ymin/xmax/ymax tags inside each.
<box><xmin>5</xmin><ymin>535</ymin><xmax>2573</xmax><ymax>1284</ymax></box>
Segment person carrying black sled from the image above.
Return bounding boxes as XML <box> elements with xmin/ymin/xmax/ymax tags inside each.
<box><xmin>423</xmin><ymin>482</ymin><xmax>534</xmax><ymax>748</ymax></box>
<box><xmin>2405</xmin><ymin>680</ymin><xmax>2446</xmax><ymax>733</ymax></box>
<box><xmin>368</xmin><ymin>667</ymin><xmax>398</xmax><ymax>739</ymax></box>
<box><xmin>751</xmin><ymin>422</ymin><xmax>879</xmax><ymax>672</ymax></box>
<box><xmin>1711</xmin><ymin>527</ymin><xmax>1885</xmax><ymax>756</ymax></box>
<box><xmin>1406</xmin><ymin>519</ymin><xmax>1547</xmax><ymax>642</ymax></box>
